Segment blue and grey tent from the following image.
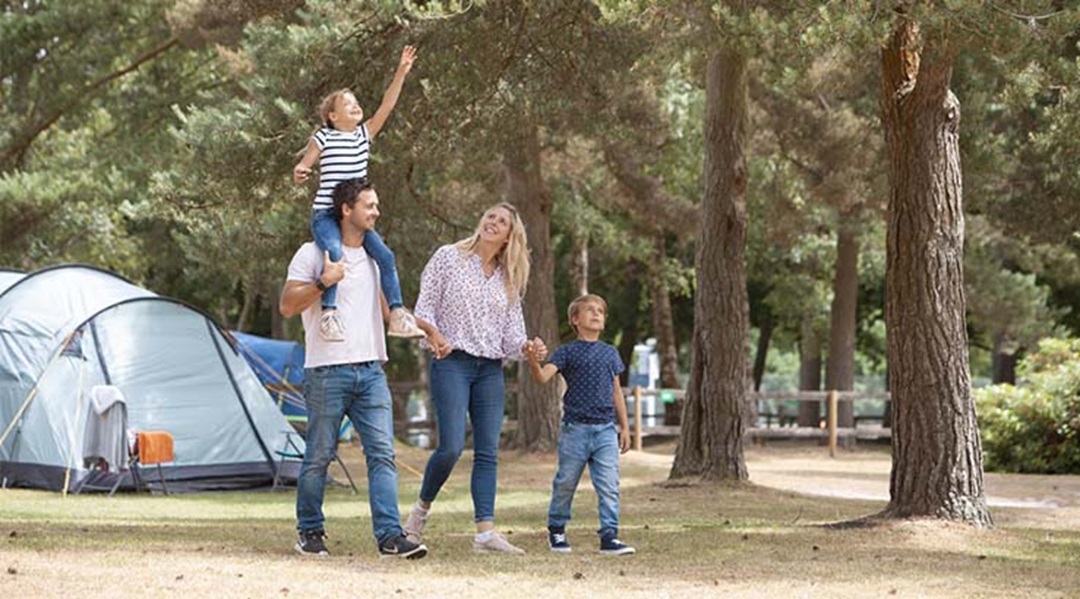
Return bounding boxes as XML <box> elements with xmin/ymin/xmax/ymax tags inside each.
<box><xmin>0</xmin><ymin>265</ymin><xmax>302</xmax><ymax>492</ymax></box>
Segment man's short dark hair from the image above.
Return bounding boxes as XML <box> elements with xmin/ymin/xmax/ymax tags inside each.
<box><xmin>331</xmin><ymin>178</ymin><xmax>375</xmax><ymax>221</ymax></box>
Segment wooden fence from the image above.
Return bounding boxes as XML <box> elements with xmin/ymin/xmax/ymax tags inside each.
<box><xmin>386</xmin><ymin>381</ymin><xmax>890</xmax><ymax>458</ymax></box>
<box><xmin>624</xmin><ymin>388</ymin><xmax>892</xmax><ymax>457</ymax></box>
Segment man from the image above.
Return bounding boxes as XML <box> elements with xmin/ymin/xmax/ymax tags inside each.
<box><xmin>280</xmin><ymin>177</ymin><xmax>427</xmax><ymax>559</ymax></box>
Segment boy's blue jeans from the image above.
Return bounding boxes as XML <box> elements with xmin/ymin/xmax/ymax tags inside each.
<box><xmin>548</xmin><ymin>421</ymin><xmax>622</xmax><ymax>540</ymax></box>
<box><xmin>310</xmin><ymin>208</ymin><xmax>404</xmax><ymax>310</ymax></box>
<box><xmin>419</xmin><ymin>351</ymin><xmax>505</xmax><ymax>523</ymax></box>
<box><xmin>296</xmin><ymin>362</ymin><xmax>403</xmax><ymax>543</ymax></box>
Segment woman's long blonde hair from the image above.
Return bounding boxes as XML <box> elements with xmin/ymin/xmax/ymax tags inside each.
<box><xmin>454</xmin><ymin>203</ymin><xmax>530</xmax><ymax>302</ymax></box>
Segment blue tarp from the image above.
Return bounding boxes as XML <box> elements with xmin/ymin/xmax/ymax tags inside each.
<box><xmin>230</xmin><ymin>332</ymin><xmax>355</xmax><ymax>440</ymax></box>
<box><xmin>230</xmin><ymin>331</ymin><xmax>305</xmax><ymax>419</ymax></box>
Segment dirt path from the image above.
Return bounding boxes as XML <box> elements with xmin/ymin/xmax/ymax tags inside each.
<box><xmin>629</xmin><ymin>443</ymin><xmax>1080</xmax><ymax>528</ymax></box>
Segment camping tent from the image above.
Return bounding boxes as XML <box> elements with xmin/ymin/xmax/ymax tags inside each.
<box><xmin>0</xmin><ymin>265</ymin><xmax>302</xmax><ymax>492</ymax></box>
<box><xmin>230</xmin><ymin>331</ymin><xmax>355</xmax><ymax>441</ymax></box>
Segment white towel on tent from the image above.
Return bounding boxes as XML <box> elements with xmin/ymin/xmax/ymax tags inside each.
<box><xmin>82</xmin><ymin>385</ymin><xmax>129</xmax><ymax>471</ymax></box>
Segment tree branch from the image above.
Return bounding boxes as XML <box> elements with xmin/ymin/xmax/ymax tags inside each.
<box><xmin>1</xmin><ymin>36</ymin><xmax>181</xmax><ymax>171</ymax></box>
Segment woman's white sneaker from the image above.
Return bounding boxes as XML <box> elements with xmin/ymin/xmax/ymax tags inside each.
<box><xmin>403</xmin><ymin>502</ymin><xmax>429</xmax><ymax>543</ymax></box>
<box><xmin>473</xmin><ymin>531</ymin><xmax>525</xmax><ymax>554</ymax></box>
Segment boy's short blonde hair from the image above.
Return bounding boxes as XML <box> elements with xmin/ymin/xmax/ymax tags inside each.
<box><xmin>567</xmin><ymin>294</ymin><xmax>608</xmax><ymax>332</ymax></box>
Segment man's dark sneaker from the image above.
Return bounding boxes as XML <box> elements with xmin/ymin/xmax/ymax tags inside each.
<box><xmin>599</xmin><ymin>536</ymin><xmax>635</xmax><ymax>556</ymax></box>
<box><xmin>548</xmin><ymin>528</ymin><xmax>571</xmax><ymax>553</ymax></box>
<box><xmin>379</xmin><ymin>534</ymin><xmax>428</xmax><ymax>560</ymax></box>
<box><xmin>295</xmin><ymin>529</ymin><xmax>329</xmax><ymax>556</ymax></box>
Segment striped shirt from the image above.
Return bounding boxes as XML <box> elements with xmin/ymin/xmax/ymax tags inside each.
<box><xmin>415</xmin><ymin>245</ymin><xmax>528</xmax><ymax>361</ymax></box>
<box><xmin>312</xmin><ymin>124</ymin><xmax>370</xmax><ymax>209</ymax></box>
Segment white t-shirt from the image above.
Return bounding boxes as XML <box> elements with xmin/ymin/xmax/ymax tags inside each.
<box><xmin>286</xmin><ymin>242</ymin><xmax>387</xmax><ymax>368</ymax></box>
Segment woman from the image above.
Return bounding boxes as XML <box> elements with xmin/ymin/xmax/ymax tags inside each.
<box><xmin>405</xmin><ymin>203</ymin><xmax>542</xmax><ymax>554</ymax></box>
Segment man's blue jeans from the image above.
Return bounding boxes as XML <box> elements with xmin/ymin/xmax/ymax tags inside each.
<box><xmin>310</xmin><ymin>207</ymin><xmax>404</xmax><ymax>310</ymax></box>
<box><xmin>419</xmin><ymin>351</ymin><xmax>505</xmax><ymax>523</ymax></box>
<box><xmin>548</xmin><ymin>421</ymin><xmax>621</xmax><ymax>539</ymax></box>
<box><xmin>297</xmin><ymin>362</ymin><xmax>402</xmax><ymax>543</ymax></box>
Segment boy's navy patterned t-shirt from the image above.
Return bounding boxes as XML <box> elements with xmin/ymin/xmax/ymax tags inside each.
<box><xmin>550</xmin><ymin>340</ymin><xmax>625</xmax><ymax>424</ymax></box>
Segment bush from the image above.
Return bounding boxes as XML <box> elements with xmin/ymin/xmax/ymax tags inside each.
<box><xmin>974</xmin><ymin>338</ymin><xmax>1080</xmax><ymax>474</ymax></box>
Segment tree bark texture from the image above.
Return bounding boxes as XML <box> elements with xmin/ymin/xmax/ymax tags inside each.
<box><xmin>797</xmin><ymin>317</ymin><xmax>823</xmax><ymax>427</ymax></box>
<box><xmin>236</xmin><ymin>287</ymin><xmax>255</xmax><ymax>332</ymax></box>
<box><xmin>879</xmin><ymin>17</ymin><xmax>991</xmax><ymax>526</ymax></box>
<box><xmin>571</xmin><ymin>234</ymin><xmax>589</xmax><ymax>297</ymax></box>
<box><xmin>504</xmin><ymin>123</ymin><xmax>561</xmax><ymax>453</ymax></box>
<box><xmin>670</xmin><ymin>48</ymin><xmax>750</xmax><ymax>481</ymax></box>
<box><xmin>651</xmin><ymin>236</ymin><xmax>682</xmax><ymax>390</ymax></box>
<box><xmin>826</xmin><ymin>227</ymin><xmax>859</xmax><ymax>428</ymax></box>
<box><xmin>269</xmin><ymin>285</ymin><xmax>285</xmax><ymax>339</ymax></box>
<box><xmin>991</xmin><ymin>333</ymin><xmax>1018</xmax><ymax>385</ymax></box>
<box><xmin>751</xmin><ymin>314</ymin><xmax>772</xmax><ymax>392</ymax></box>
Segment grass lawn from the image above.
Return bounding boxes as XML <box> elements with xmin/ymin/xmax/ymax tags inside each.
<box><xmin>1</xmin><ymin>441</ymin><xmax>1078</xmax><ymax>598</ymax></box>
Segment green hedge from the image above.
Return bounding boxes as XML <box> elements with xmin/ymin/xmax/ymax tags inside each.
<box><xmin>974</xmin><ymin>338</ymin><xmax>1080</xmax><ymax>474</ymax></box>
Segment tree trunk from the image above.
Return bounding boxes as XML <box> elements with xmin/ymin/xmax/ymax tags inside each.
<box><xmin>235</xmin><ymin>286</ymin><xmax>255</xmax><ymax>332</ymax></box>
<box><xmin>797</xmin><ymin>317</ymin><xmax>822</xmax><ymax>427</ymax></box>
<box><xmin>751</xmin><ymin>315</ymin><xmax>772</xmax><ymax>392</ymax></box>
<box><xmin>269</xmin><ymin>284</ymin><xmax>285</xmax><ymax>339</ymax></box>
<box><xmin>879</xmin><ymin>17</ymin><xmax>991</xmax><ymax>526</ymax></box>
<box><xmin>504</xmin><ymin>122</ymin><xmax>561</xmax><ymax>453</ymax></box>
<box><xmin>826</xmin><ymin>226</ymin><xmax>859</xmax><ymax>428</ymax></box>
<box><xmin>651</xmin><ymin>236</ymin><xmax>682</xmax><ymax>425</ymax></box>
<box><xmin>571</xmin><ymin>233</ymin><xmax>589</xmax><ymax>297</ymax></box>
<box><xmin>651</xmin><ymin>237</ymin><xmax>681</xmax><ymax>389</ymax></box>
<box><xmin>991</xmin><ymin>333</ymin><xmax>1017</xmax><ymax>385</ymax></box>
<box><xmin>670</xmin><ymin>47</ymin><xmax>750</xmax><ymax>482</ymax></box>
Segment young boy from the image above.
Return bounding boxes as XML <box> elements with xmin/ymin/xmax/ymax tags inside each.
<box><xmin>525</xmin><ymin>294</ymin><xmax>635</xmax><ymax>556</ymax></box>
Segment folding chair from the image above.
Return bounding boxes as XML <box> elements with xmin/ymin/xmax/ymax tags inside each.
<box><xmin>273</xmin><ymin>430</ymin><xmax>357</xmax><ymax>494</ymax></box>
<box><xmin>123</xmin><ymin>431</ymin><xmax>174</xmax><ymax>496</ymax></box>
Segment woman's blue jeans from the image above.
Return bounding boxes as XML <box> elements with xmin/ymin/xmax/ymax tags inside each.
<box><xmin>419</xmin><ymin>351</ymin><xmax>505</xmax><ymax>523</ymax></box>
<box><xmin>548</xmin><ymin>421</ymin><xmax>621</xmax><ymax>539</ymax></box>
<box><xmin>310</xmin><ymin>208</ymin><xmax>404</xmax><ymax>310</ymax></box>
<box><xmin>296</xmin><ymin>362</ymin><xmax>402</xmax><ymax>543</ymax></box>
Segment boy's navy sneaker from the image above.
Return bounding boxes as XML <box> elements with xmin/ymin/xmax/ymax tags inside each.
<box><xmin>599</xmin><ymin>536</ymin><xmax>635</xmax><ymax>556</ymax></box>
<box><xmin>379</xmin><ymin>534</ymin><xmax>428</xmax><ymax>560</ymax></box>
<box><xmin>295</xmin><ymin>529</ymin><xmax>329</xmax><ymax>556</ymax></box>
<box><xmin>548</xmin><ymin>528</ymin><xmax>572</xmax><ymax>553</ymax></box>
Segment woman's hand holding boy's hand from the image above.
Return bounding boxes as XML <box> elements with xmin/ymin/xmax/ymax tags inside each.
<box><xmin>523</xmin><ymin>337</ymin><xmax>547</xmax><ymax>362</ymax></box>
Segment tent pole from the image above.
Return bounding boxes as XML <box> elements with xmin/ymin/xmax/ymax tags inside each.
<box><xmin>62</xmin><ymin>355</ymin><xmax>87</xmax><ymax>497</ymax></box>
<box><xmin>235</xmin><ymin>342</ymin><xmax>305</xmax><ymax>408</ymax></box>
<box><xmin>89</xmin><ymin>320</ymin><xmax>113</xmax><ymax>384</ymax></box>
<box><xmin>207</xmin><ymin>321</ymin><xmax>276</xmax><ymax>469</ymax></box>
<box><xmin>0</xmin><ymin>331</ymin><xmax>76</xmax><ymax>449</ymax></box>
